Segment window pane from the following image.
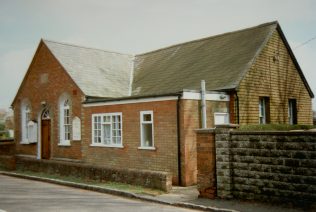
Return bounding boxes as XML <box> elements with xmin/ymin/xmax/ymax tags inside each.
<box><xmin>143</xmin><ymin>114</ymin><xmax>151</xmax><ymax>122</ymax></box>
<box><xmin>103</xmin><ymin>124</ymin><xmax>111</xmax><ymax>144</ymax></box>
<box><xmin>142</xmin><ymin>124</ymin><xmax>153</xmax><ymax>147</ymax></box>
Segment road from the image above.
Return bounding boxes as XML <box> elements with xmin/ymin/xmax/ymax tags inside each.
<box><xmin>0</xmin><ymin>175</ymin><xmax>198</xmax><ymax>212</ymax></box>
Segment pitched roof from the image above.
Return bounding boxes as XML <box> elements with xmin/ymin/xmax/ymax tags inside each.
<box><xmin>43</xmin><ymin>40</ymin><xmax>134</xmax><ymax>98</ymax></box>
<box><xmin>132</xmin><ymin>22</ymin><xmax>277</xmax><ymax>96</ymax></box>
<box><xmin>31</xmin><ymin>21</ymin><xmax>313</xmax><ymax>100</ymax></box>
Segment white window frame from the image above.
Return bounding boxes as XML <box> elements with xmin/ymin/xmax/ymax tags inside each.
<box><xmin>139</xmin><ymin>111</ymin><xmax>155</xmax><ymax>150</ymax></box>
<box><xmin>259</xmin><ymin>97</ymin><xmax>268</xmax><ymax>124</ymax></box>
<box><xmin>91</xmin><ymin>112</ymin><xmax>123</xmax><ymax>148</ymax></box>
<box><xmin>21</xmin><ymin>104</ymin><xmax>31</xmax><ymax>144</ymax></box>
<box><xmin>214</xmin><ymin>112</ymin><xmax>229</xmax><ymax>125</ymax></box>
<box><xmin>59</xmin><ymin>98</ymin><xmax>71</xmax><ymax>146</ymax></box>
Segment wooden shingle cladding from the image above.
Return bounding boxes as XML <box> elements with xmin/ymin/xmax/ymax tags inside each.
<box><xmin>237</xmin><ymin>30</ymin><xmax>313</xmax><ymax>125</ymax></box>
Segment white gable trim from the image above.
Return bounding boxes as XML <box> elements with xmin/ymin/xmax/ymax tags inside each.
<box><xmin>182</xmin><ymin>92</ymin><xmax>230</xmax><ymax>101</ymax></box>
<box><xmin>84</xmin><ymin>92</ymin><xmax>230</xmax><ymax>107</ymax></box>
<box><xmin>83</xmin><ymin>96</ymin><xmax>179</xmax><ymax>107</ymax></box>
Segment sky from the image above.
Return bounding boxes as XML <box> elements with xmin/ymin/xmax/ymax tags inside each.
<box><xmin>0</xmin><ymin>0</ymin><xmax>315</xmax><ymax>110</ymax></box>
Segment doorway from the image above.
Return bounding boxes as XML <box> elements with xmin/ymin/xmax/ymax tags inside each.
<box><xmin>41</xmin><ymin>109</ymin><xmax>51</xmax><ymax>159</ymax></box>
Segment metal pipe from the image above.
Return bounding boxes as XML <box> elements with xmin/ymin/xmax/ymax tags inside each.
<box><xmin>201</xmin><ymin>80</ymin><xmax>207</xmax><ymax>128</ymax></box>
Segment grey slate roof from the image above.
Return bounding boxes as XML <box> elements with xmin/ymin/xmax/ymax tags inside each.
<box><xmin>41</xmin><ymin>21</ymin><xmax>313</xmax><ymax>99</ymax></box>
<box><xmin>132</xmin><ymin>22</ymin><xmax>276</xmax><ymax>96</ymax></box>
<box><xmin>44</xmin><ymin>40</ymin><xmax>134</xmax><ymax>98</ymax></box>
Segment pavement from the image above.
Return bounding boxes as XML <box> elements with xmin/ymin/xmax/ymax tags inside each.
<box><xmin>0</xmin><ymin>171</ymin><xmax>309</xmax><ymax>212</ymax></box>
<box><xmin>0</xmin><ymin>174</ymin><xmax>199</xmax><ymax>212</ymax></box>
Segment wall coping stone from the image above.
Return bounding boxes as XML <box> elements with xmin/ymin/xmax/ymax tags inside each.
<box><xmin>215</xmin><ymin>124</ymin><xmax>239</xmax><ymax>129</ymax></box>
<box><xmin>195</xmin><ymin>128</ymin><xmax>215</xmax><ymax>134</ymax></box>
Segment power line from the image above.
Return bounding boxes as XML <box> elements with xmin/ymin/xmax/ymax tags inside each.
<box><xmin>294</xmin><ymin>35</ymin><xmax>316</xmax><ymax>50</ymax></box>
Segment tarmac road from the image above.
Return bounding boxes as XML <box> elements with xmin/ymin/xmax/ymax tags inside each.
<box><xmin>0</xmin><ymin>175</ymin><xmax>199</xmax><ymax>212</ymax></box>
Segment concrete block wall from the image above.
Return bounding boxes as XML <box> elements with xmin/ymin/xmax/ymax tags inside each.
<box><xmin>216</xmin><ymin>130</ymin><xmax>316</xmax><ymax>206</ymax></box>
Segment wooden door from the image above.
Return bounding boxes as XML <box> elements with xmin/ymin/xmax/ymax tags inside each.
<box><xmin>41</xmin><ymin>120</ymin><xmax>50</xmax><ymax>159</ymax></box>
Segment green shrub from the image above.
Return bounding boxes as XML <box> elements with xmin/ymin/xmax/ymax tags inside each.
<box><xmin>237</xmin><ymin>124</ymin><xmax>316</xmax><ymax>131</ymax></box>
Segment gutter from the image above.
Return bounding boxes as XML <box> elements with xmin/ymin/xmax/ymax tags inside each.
<box><xmin>84</xmin><ymin>93</ymin><xmax>181</xmax><ymax>104</ymax></box>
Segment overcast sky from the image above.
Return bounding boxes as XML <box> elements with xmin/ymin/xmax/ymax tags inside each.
<box><xmin>0</xmin><ymin>0</ymin><xmax>315</xmax><ymax>110</ymax></box>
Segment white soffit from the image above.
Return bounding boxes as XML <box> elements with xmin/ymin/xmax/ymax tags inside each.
<box><xmin>182</xmin><ymin>92</ymin><xmax>230</xmax><ymax>101</ymax></box>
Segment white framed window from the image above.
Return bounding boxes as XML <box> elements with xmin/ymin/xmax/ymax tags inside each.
<box><xmin>59</xmin><ymin>97</ymin><xmax>71</xmax><ymax>146</ymax></box>
<box><xmin>21</xmin><ymin>103</ymin><xmax>31</xmax><ymax>144</ymax></box>
<box><xmin>259</xmin><ymin>97</ymin><xmax>270</xmax><ymax>124</ymax></box>
<box><xmin>214</xmin><ymin>112</ymin><xmax>229</xmax><ymax>125</ymax></box>
<box><xmin>139</xmin><ymin>111</ymin><xmax>155</xmax><ymax>150</ymax></box>
<box><xmin>91</xmin><ymin>113</ymin><xmax>123</xmax><ymax>148</ymax></box>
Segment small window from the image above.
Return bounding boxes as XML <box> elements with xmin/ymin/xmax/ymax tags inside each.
<box><xmin>288</xmin><ymin>99</ymin><xmax>297</xmax><ymax>125</ymax></box>
<box><xmin>259</xmin><ymin>97</ymin><xmax>270</xmax><ymax>124</ymax></box>
<box><xmin>21</xmin><ymin>103</ymin><xmax>31</xmax><ymax>143</ymax></box>
<box><xmin>91</xmin><ymin>113</ymin><xmax>122</xmax><ymax>147</ymax></box>
<box><xmin>214</xmin><ymin>112</ymin><xmax>229</xmax><ymax>125</ymax></box>
<box><xmin>140</xmin><ymin>111</ymin><xmax>154</xmax><ymax>149</ymax></box>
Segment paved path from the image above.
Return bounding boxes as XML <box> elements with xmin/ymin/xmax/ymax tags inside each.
<box><xmin>0</xmin><ymin>175</ymin><xmax>198</xmax><ymax>212</ymax></box>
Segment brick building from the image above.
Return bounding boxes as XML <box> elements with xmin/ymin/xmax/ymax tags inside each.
<box><xmin>12</xmin><ymin>21</ymin><xmax>313</xmax><ymax>186</ymax></box>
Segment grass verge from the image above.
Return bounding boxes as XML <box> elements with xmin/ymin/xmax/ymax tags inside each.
<box><xmin>237</xmin><ymin>124</ymin><xmax>316</xmax><ymax>131</ymax></box>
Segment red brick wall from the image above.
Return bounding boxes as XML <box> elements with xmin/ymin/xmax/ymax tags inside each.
<box><xmin>179</xmin><ymin>99</ymin><xmax>228</xmax><ymax>186</ymax></box>
<box><xmin>196</xmin><ymin>129</ymin><xmax>216</xmax><ymax>199</ymax></box>
<box><xmin>82</xmin><ymin>100</ymin><xmax>180</xmax><ymax>184</ymax></box>
<box><xmin>12</xmin><ymin>42</ymin><xmax>84</xmax><ymax>160</ymax></box>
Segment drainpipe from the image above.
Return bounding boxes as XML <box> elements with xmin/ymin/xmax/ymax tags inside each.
<box><xmin>201</xmin><ymin>80</ymin><xmax>207</xmax><ymax>128</ymax></box>
<box><xmin>176</xmin><ymin>94</ymin><xmax>182</xmax><ymax>186</ymax></box>
<box><xmin>236</xmin><ymin>93</ymin><xmax>240</xmax><ymax>124</ymax></box>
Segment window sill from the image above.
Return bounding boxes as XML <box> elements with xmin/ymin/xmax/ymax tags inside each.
<box><xmin>90</xmin><ymin>144</ymin><xmax>124</xmax><ymax>148</ymax></box>
<box><xmin>20</xmin><ymin>141</ymin><xmax>29</xmax><ymax>145</ymax></box>
<box><xmin>138</xmin><ymin>146</ymin><xmax>156</xmax><ymax>150</ymax></box>
<box><xmin>58</xmin><ymin>140</ymin><xmax>71</xmax><ymax>146</ymax></box>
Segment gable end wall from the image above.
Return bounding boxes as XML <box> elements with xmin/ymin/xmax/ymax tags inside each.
<box><xmin>237</xmin><ymin>30</ymin><xmax>313</xmax><ymax>125</ymax></box>
<box><xmin>13</xmin><ymin>43</ymin><xmax>84</xmax><ymax>159</ymax></box>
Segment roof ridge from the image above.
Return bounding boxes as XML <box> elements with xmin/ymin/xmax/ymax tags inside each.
<box><xmin>136</xmin><ymin>21</ymin><xmax>278</xmax><ymax>57</ymax></box>
<box><xmin>42</xmin><ymin>39</ymin><xmax>134</xmax><ymax>57</ymax></box>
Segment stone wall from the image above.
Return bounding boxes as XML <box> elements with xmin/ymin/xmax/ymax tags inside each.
<box><xmin>216</xmin><ymin>129</ymin><xmax>316</xmax><ymax>206</ymax></box>
<box><xmin>16</xmin><ymin>156</ymin><xmax>172</xmax><ymax>192</ymax></box>
<box><xmin>0</xmin><ymin>139</ymin><xmax>16</xmax><ymax>170</ymax></box>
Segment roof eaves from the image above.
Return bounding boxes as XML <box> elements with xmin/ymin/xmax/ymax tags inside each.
<box><xmin>84</xmin><ymin>92</ymin><xmax>182</xmax><ymax>104</ymax></box>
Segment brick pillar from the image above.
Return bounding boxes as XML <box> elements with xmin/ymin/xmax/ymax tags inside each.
<box><xmin>196</xmin><ymin>129</ymin><xmax>216</xmax><ymax>199</ymax></box>
<box><xmin>214</xmin><ymin>125</ymin><xmax>237</xmax><ymax>199</ymax></box>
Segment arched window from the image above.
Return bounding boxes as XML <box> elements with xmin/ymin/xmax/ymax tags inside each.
<box><xmin>59</xmin><ymin>96</ymin><xmax>71</xmax><ymax>145</ymax></box>
<box><xmin>21</xmin><ymin>102</ymin><xmax>31</xmax><ymax>143</ymax></box>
